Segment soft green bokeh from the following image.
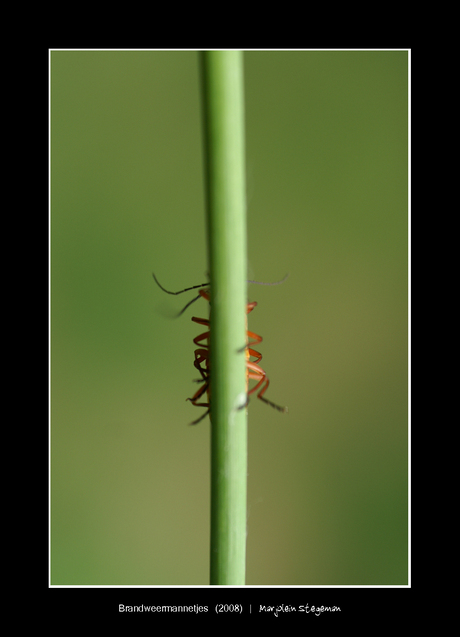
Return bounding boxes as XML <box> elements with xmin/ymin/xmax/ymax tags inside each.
<box><xmin>51</xmin><ymin>50</ymin><xmax>408</xmax><ymax>585</ymax></box>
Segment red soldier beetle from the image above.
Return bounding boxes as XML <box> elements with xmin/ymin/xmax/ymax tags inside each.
<box><xmin>153</xmin><ymin>272</ymin><xmax>288</xmax><ymax>425</ymax></box>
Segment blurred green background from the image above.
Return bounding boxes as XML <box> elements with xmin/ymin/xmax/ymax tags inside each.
<box><xmin>51</xmin><ymin>50</ymin><xmax>408</xmax><ymax>585</ymax></box>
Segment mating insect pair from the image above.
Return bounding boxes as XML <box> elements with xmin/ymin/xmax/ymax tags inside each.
<box><xmin>153</xmin><ymin>273</ymin><xmax>288</xmax><ymax>425</ymax></box>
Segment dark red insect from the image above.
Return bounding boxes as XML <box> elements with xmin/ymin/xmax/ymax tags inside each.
<box><xmin>153</xmin><ymin>273</ymin><xmax>288</xmax><ymax>425</ymax></box>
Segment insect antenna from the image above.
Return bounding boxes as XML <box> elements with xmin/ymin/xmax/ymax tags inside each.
<box><xmin>152</xmin><ymin>272</ymin><xmax>209</xmax><ymax>295</ymax></box>
<box><xmin>247</xmin><ymin>273</ymin><xmax>289</xmax><ymax>286</ymax></box>
<box><xmin>152</xmin><ymin>273</ymin><xmax>210</xmax><ymax>318</ymax></box>
<box><xmin>175</xmin><ymin>293</ymin><xmax>203</xmax><ymax>317</ymax></box>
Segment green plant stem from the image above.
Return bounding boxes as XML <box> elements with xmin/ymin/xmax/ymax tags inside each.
<box><xmin>200</xmin><ymin>51</ymin><xmax>248</xmax><ymax>585</ymax></box>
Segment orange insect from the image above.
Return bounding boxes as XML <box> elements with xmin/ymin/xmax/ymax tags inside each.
<box><xmin>153</xmin><ymin>273</ymin><xmax>288</xmax><ymax>425</ymax></box>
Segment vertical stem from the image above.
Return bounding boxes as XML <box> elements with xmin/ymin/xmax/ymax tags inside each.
<box><xmin>200</xmin><ymin>51</ymin><xmax>247</xmax><ymax>585</ymax></box>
